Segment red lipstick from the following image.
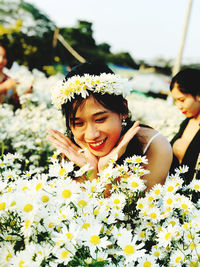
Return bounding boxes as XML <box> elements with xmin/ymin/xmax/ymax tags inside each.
<box><xmin>88</xmin><ymin>138</ymin><xmax>107</xmax><ymax>151</ymax></box>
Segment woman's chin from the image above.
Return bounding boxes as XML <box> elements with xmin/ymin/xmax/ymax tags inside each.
<box><xmin>89</xmin><ymin>149</ymin><xmax>110</xmax><ymax>158</ymax></box>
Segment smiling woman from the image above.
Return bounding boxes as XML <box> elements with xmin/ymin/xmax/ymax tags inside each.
<box><xmin>48</xmin><ymin>62</ymin><xmax>172</xmax><ymax>190</ymax></box>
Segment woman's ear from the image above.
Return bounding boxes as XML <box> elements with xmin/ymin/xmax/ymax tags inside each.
<box><xmin>123</xmin><ymin>99</ymin><xmax>128</xmax><ymax>108</ymax></box>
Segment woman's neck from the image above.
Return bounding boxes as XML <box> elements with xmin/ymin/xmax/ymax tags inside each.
<box><xmin>190</xmin><ymin>112</ymin><xmax>200</xmax><ymax>126</ymax></box>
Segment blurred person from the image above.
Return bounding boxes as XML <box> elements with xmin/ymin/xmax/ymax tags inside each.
<box><xmin>48</xmin><ymin>62</ymin><xmax>172</xmax><ymax>192</ymax></box>
<box><xmin>0</xmin><ymin>45</ymin><xmax>19</xmax><ymax>106</ymax></box>
<box><xmin>0</xmin><ymin>45</ymin><xmax>33</xmax><ymax>109</ymax></box>
<box><xmin>170</xmin><ymin>68</ymin><xmax>200</xmax><ymax>184</ymax></box>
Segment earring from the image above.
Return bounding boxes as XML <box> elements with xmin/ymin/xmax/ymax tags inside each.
<box><xmin>122</xmin><ymin>117</ymin><xmax>127</xmax><ymax>128</ymax></box>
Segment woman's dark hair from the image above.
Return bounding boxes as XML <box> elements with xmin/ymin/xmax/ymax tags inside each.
<box><xmin>170</xmin><ymin>68</ymin><xmax>200</xmax><ymax>97</ymax></box>
<box><xmin>61</xmin><ymin>62</ymin><xmax>145</xmax><ymax>157</ymax></box>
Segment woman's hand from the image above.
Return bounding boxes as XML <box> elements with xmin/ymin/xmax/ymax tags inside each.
<box><xmin>48</xmin><ymin>129</ymin><xmax>98</xmax><ymax>179</ymax></box>
<box><xmin>98</xmin><ymin>121</ymin><xmax>140</xmax><ymax>172</ymax></box>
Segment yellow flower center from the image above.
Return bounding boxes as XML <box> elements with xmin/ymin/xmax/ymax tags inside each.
<box><xmin>124</xmin><ymin>245</ymin><xmax>135</xmax><ymax>255</ymax></box>
<box><xmin>154</xmin><ymin>189</ymin><xmax>160</xmax><ymax>195</ymax></box>
<box><xmin>175</xmin><ymin>256</ymin><xmax>182</xmax><ymax>263</ymax></box>
<box><xmin>150</xmin><ymin>212</ymin><xmax>157</xmax><ymax>219</ymax></box>
<box><xmin>61</xmin><ymin>250</ymin><xmax>69</xmax><ymax>259</ymax></box>
<box><xmin>19</xmin><ymin>260</ymin><xmax>25</xmax><ymax>267</ymax></box>
<box><xmin>41</xmin><ymin>195</ymin><xmax>49</xmax><ymax>203</ymax></box>
<box><xmin>139</xmin><ymin>231</ymin><xmax>145</xmax><ymax>238</ymax></box>
<box><xmin>11</xmin><ymin>201</ymin><xmax>16</xmax><ymax>207</ymax></box>
<box><xmin>82</xmin><ymin>223</ymin><xmax>90</xmax><ymax>229</ymax></box>
<box><xmin>190</xmin><ymin>242</ymin><xmax>196</xmax><ymax>250</ymax></box>
<box><xmin>8</xmin><ymin>186</ymin><xmax>12</xmax><ymax>192</ymax></box>
<box><xmin>91</xmin><ymin>186</ymin><xmax>97</xmax><ymax>192</ymax></box>
<box><xmin>59</xmin><ymin>168</ymin><xmax>66</xmax><ymax>176</ymax></box>
<box><xmin>0</xmin><ymin>202</ymin><xmax>6</xmax><ymax>210</ymax></box>
<box><xmin>78</xmin><ymin>200</ymin><xmax>87</xmax><ymax>208</ymax></box>
<box><xmin>143</xmin><ymin>261</ymin><xmax>152</xmax><ymax>267</ymax></box>
<box><xmin>90</xmin><ymin>235</ymin><xmax>100</xmax><ymax>245</ymax></box>
<box><xmin>93</xmin><ymin>208</ymin><xmax>99</xmax><ymax>215</ymax></box>
<box><xmin>24</xmin><ymin>204</ymin><xmax>33</xmax><ymax>212</ymax></box>
<box><xmin>25</xmin><ymin>220</ymin><xmax>31</xmax><ymax>229</ymax></box>
<box><xmin>66</xmin><ymin>233</ymin><xmax>74</xmax><ymax>240</ymax></box>
<box><xmin>136</xmin><ymin>158</ymin><xmax>142</xmax><ymax>163</ymax></box>
<box><xmin>36</xmin><ymin>183</ymin><xmax>43</xmax><ymax>191</ymax></box>
<box><xmin>131</xmin><ymin>181</ymin><xmax>139</xmax><ymax>188</ymax></box>
<box><xmin>181</xmin><ymin>204</ymin><xmax>188</xmax><ymax>209</ymax></box>
<box><xmin>154</xmin><ymin>251</ymin><xmax>160</xmax><ymax>257</ymax></box>
<box><xmin>167</xmin><ymin>198</ymin><xmax>173</xmax><ymax>205</ymax></box>
<box><xmin>48</xmin><ymin>222</ymin><xmax>55</xmax><ymax>228</ymax></box>
<box><xmin>62</xmin><ymin>189</ymin><xmax>71</xmax><ymax>198</ymax></box>
<box><xmin>167</xmin><ymin>186</ymin><xmax>174</xmax><ymax>192</ymax></box>
<box><xmin>170</xmin><ymin>221</ymin><xmax>176</xmax><ymax>226</ymax></box>
<box><xmin>6</xmin><ymin>252</ymin><xmax>12</xmax><ymax>262</ymax></box>
<box><xmin>165</xmin><ymin>233</ymin><xmax>171</xmax><ymax>240</ymax></box>
<box><xmin>22</xmin><ymin>186</ymin><xmax>28</xmax><ymax>191</ymax></box>
<box><xmin>137</xmin><ymin>203</ymin><xmax>143</xmax><ymax>209</ymax></box>
<box><xmin>114</xmin><ymin>199</ymin><xmax>120</xmax><ymax>204</ymax></box>
<box><xmin>194</xmin><ymin>184</ymin><xmax>200</xmax><ymax>190</ymax></box>
<box><xmin>148</xmin><ymin>196</ymin><xmax>154</xmax><ymax>201</ymax></box>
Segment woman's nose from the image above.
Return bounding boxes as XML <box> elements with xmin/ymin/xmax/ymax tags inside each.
<box><xmin>84</xmin><ymin>123</ymin><xmax>100</xmax><ymax>140</ymax></box>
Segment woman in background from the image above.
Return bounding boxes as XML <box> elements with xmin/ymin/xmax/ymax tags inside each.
<box><xmin>0</xmin><ymin>45</ymin><xmax>19</xmax><ymax>105</ymax></box>
<box><xmin>170</xmin><ymin>68</ymin><xmax>200</xmax><ymax>183</ymax></box>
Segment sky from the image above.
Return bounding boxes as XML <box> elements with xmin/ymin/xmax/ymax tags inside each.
<box><xmin>25</xmin><ymin>0</ymin><xmax>200</xmax><ymax>64</ymax></box>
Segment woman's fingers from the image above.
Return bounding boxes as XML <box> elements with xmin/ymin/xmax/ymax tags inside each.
<box><xmin>124</xmin><ymin>120</ymin><xmax>140</xmax><ymax>140</ymax></box>
<box><xmin>48</xmin><ymin>129</ymin><xmax>78</xmax><ymax>150</ymax></box>
<box><xmin>113</xmin><ymin>121</ymin><xmax>140</xmax><ymax>158</ymax></box>
<box><xmin>48</xmin><ymin>129</ymin><xmax>97</xmax><ymax>168</ymax></box>
<box><xmin>120</xmin><ymin>121</ymin><xmax>140</xmax><ymax>146</ymax></box>
<box><xmin>48</xmin><ymin>129</ymin><xmax>67</xmax><ymax>144</ymax></box>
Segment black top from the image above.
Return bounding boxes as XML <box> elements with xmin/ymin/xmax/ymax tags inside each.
<box><xmin>170</xmin><ymin>118</ymin><xmax>200</xmax><ymax>184</ymax></box>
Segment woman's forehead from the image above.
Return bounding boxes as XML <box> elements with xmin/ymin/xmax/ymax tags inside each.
<box><xmin>71</xmin><ymin>95</ymin><xmax>110</xmax><ymax>119</ymax></box>
<box><xmin>73</xmin><ymin>95</ymin><xmax>104</xmax><ymax>111</ymax></box>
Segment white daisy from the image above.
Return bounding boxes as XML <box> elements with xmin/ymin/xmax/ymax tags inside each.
<box><xmin>117</xmin><ymin>230</ymin><xmax>145</xmax><ymax>263</ymax></box>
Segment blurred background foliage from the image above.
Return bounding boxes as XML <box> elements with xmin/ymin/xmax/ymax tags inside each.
<box><xmin>0</xmin><ymin>0</ymin><xmax>139</xmax><ymax>76</ymax></box>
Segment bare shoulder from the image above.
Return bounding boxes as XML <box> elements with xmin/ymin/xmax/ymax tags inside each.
<box><xmin>138</xmin><ymin>126</ymin><xmax>172</xmax><ymax>155</ymax></box>
<box><xmin>137</xmin><ymin>126</ymin><xmax>173</xmax><ymax>189</ymax></box>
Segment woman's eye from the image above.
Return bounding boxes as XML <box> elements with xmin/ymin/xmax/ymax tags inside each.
<box><xmin>74</xmin><ymin>122</ymin><xmax>83</xmax><ymax>127</ymax></box>
<box><xmin>174</xmin><ymin>98</ymin><xmax>184</xmax><ymax>103</ymax></box>
<box><xmin>96</xmin><ymin>117</ymin><xmax>106</xmax><ymax>123</ymax></box>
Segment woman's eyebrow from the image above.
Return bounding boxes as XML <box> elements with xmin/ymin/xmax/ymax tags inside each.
<box><xmin>93</xmin><ymin>111</ymin><xmax>108</xmax><ymax>116</ymax></box>
<box><xmin>70</xmin><ymin>111</ymin><xmax>108</xmax><ymax>121</ymax></box>
<box><xmin>175</xmin><ymin>96</ymin><xmax>184</xmax><ymax>100</ymax></box>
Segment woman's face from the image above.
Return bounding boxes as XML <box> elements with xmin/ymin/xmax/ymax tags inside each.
<box><xmin>171</xmin><ymin>83</ymin><xmax>200</xmax><ymax>118</ymax></box>
<box><xmin>70</xmin><ymin>95</ymin><xmax>123</xmax><ymax>158</ymax></box>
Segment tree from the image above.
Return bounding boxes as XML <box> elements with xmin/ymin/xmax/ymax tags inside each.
<box><xmin>108</xmin><ymin>52</ymin><xmax>139</xmax><ymax>69</ymax></box>
<box><xmin>0</xmin><ymin>1</ymin><xmax>139</xmax><ymax>72</ymax></box>
<box><xmin>0</xmin><ymin>0</ymin><xmax>55</xmax><ymax>37</ymax></box>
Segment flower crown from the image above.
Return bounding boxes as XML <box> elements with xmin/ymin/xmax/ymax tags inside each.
<box><xmin>51</xmin><ymin>73</ymin><xmax>131</xmax><ymax>109</ymax></box>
